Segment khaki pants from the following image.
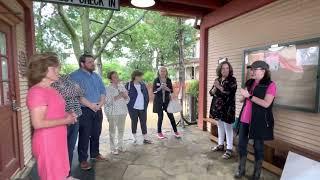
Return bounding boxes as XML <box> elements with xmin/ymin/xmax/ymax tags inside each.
<box><xmin>107</xmin><ymin>114</ymin><xmax>127</xmax><ymax>151</ymax></box>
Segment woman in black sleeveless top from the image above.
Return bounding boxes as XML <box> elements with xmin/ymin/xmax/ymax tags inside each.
<box><xmin>235</xmin><ymin>61</ymin><xmax>277</xmax><ymax>180</ymax></box>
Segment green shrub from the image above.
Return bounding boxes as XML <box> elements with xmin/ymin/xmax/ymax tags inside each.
<box><xmin>186</xmin><ymin>80</ymin><xmax>199</xmax><ymax>98</ymax></box>
<box><xmin>143</xmin><ymin>70</ymin><xmax>156</xmax><ymax>83</ymax></box>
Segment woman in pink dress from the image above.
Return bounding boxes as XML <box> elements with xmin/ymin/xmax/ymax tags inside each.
<box><xmin>26</xmin><ymin>53</ymin><xmax>77</xmax><ymax>180</ymax></box>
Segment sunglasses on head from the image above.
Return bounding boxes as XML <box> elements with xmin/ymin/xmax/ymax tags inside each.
<box><xmin>253</xmin><ymin>68</ymin><xmax>264</xmax><ymax>70</ymax></box>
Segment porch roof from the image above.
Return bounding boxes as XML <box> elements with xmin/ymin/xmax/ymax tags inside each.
<box><xmin>120</xmin><ymin>0</ymin><xmax>233</xmax><ymax>18</ymax></box>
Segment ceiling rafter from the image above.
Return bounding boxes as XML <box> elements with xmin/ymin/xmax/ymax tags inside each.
<box><xmin>161</xmin><ymin>0</ymin><xmax>222</xmax><ymax>9</ymax></box>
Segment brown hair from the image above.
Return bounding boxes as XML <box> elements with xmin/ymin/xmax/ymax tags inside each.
<box><xmin>79</xmin><ymin>54</ymin><xmax>94</xmax><ymax>67</ymax></box>
<box><xmin>27</xmin><ymin>52</ymin><xmax>60</xmax><ymax>86</ymax></box>
<box><xmin>260</xmin><ymin>69</ymin><xmax>272</xmax><ymax>84</ymax></box>
<box><xmin>216</xmin><ymin>61</ymin><xmax>234</xmax><ymax>78</ymax></box>
<box><xmin>107</xmin><ymin>71</ymin><xmax>117</xmax><ymax>81</ymax></box>
<box><xmin>131</xmin><ymin>70</ymin><xmax>144</xmax><ymax>81</ymax></box>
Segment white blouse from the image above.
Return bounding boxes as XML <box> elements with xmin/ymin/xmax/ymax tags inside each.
<box><xmin>104</xmin><ymin>84</ymin><xmax>129</xmax><ymax>116</ymax></box>
<box><xmin>133</xmin><ymin>83</ymin><xmax>145</xmax><ymax>110</ymax></box>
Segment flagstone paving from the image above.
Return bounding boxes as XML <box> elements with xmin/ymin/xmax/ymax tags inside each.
<box><xmin>28</xmin><ymin>105</ymin><xmax>279</xmax><ymax>180</ymax></box>
<box><xmin>93</xmin><ymin>126</ymin><xmax>279</xmax><ymax>180</ymax></box>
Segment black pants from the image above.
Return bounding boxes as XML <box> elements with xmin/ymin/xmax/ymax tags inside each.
<box><xmin>157</xmin><ymin>107</ymin><xmax>177</xmax><ymax>133</ymax></box>
<box><xmin>238</xmin><ymin>122</ymin><xmax>264</xmax><ymax>161</ymax></box>
<box><xmin>128</xmin><ymin>109</ymin><xmax>147</xmax><ymax>134</ymax></box>
<box><xmin>78</xmin><ymin>107</ymin><xmax>103</xmax><ymax>162</ymax></box>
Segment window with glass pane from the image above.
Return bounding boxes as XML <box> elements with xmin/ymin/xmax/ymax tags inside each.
<box><xmin>0</xmin><ymin>32</ymin><xmax>8</xmax><ymax>105</ymax></box>
<box><xmin>2</xmin><ymin>57</ymin><xmax>9</xmax><ymax>105</ymax></box>
<box><xmin>244</xmin><ymin>40</ymin><xmax>320</xmax><ymax>112</ymax></box>
<box><xmin>0</xmin><ymin>32</ymin><xmax>6</xmax><ymax>55</ymax></box>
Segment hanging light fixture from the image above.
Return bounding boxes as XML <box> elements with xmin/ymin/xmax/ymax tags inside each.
<box><xmin>131</xmin><ymin>0</ymin><xmax>155</xmax><ymax>8</ymax></box>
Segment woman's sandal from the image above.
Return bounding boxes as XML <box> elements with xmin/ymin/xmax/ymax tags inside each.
<box><xmin>211</xmin><ymin>145</ymin><xmax>224</xmax><ymax>152</ymax></box>
<box><xmin>222</xmin><ymin>149</ymin><xmax>233</xmax><ymax>159</ymax></box>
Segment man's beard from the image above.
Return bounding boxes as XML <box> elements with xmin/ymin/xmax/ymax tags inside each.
<box><xmin>84</xmin><ymin>66</ymin><xmax>95</xmax><ymax>72</ymax></box>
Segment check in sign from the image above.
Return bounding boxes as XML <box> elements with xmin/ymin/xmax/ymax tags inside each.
<box><xmin>35</xmin><ymin>0</ymin><xmax>119</xmax><ymax>10</ymax></box>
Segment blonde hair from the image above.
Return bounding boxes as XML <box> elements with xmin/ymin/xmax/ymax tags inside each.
<box><xmin>157</xmin><ymin>66</ymin><xmax>168</xmax><ymax>78</ymax></box>
<box><xmin>27</xmin><ymin>52</ymin><xmax>60</xmax><ymax>86</ymax></box>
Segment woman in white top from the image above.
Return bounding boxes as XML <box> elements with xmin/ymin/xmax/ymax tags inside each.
<box><xmin>104</xmin><ymin>71</ymin><xmax>129</xmax><ymax>155</ymax></box>
<box><xmin>125</xmin><ymin>70</ymin><xmax>152</xmax><ymax>144</ymax></box>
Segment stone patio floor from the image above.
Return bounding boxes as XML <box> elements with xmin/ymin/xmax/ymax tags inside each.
<box><xmin>92</xmin><ymin>126</ymin><xmax>279</xmax><ymax>180</ymax></box>
<box><xmin>29</xmin><ymin>105</ymin><xmax>280</xmax><ymax>180</ymax></box>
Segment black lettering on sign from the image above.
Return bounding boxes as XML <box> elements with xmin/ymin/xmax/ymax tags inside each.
<box><xmin>97</xmin><ymin>0</ymin><xmax>104</xmax><ymax>6</ymax></box>
<box><xmin>109</xmin><ymin>0</ymin><xmax>116</xmax><ymax>7</ymax></box>
<box><xmin>58</xmin><ymin>0</ymin><xmax>74</xmax><ymax>2</ymax></box>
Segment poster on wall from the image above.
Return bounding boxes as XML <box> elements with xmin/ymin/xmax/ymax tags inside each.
<box><xmin>245</xmin><ymin>41</ymin><xmax>320</xmax><ymax>111</ymax></box>
<box><xmin>296</xmin><ymin>46</ymin><xmax>319</xmax><ymax>66</ymax></box>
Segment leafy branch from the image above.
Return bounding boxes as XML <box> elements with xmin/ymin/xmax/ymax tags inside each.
<box><xmin>94</xmin><ymin>11</ymin><xmax>147</xmax><ymax>59</ymax></box>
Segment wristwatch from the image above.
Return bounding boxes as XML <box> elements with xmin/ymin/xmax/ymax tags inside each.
<box><xmin>249</xmin><ymin>95</ymin><xmax>253</xmax><ymax>100</ymax></box>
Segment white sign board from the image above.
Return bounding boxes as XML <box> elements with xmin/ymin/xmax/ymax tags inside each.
<box><xmin>34</xmin><ymin>0</ymin><xmax>119</xmax><ymax>10</ymax></box>
<box><xmin>281</xmin><ymin>151</ymin><xmax>320</xmax><ymax>180</ymax></box>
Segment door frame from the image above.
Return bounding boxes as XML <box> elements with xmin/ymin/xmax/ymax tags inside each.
<box><xmin>0</xmin><ymin>1</ymin><xmax>24</xmax><ymax>175</ymax></box>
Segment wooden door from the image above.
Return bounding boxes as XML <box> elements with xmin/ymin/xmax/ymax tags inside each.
<box><xmin>0</xmin><ymin>19</ymin><xmax>20</xmax><ymax>180</ymax></box>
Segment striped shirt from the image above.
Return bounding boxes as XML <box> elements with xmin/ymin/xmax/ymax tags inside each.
<box><xmin>70</xmin><ymin>69</ymin><xmax>106</xmax><ymax>106</ymax></box>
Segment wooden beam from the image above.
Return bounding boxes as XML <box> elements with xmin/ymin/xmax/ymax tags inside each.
<box><xmin>198</xmin><ymin>27</ymin><xmax>208</xmax><ymax>129</ymax></box>
<box><xmin>120</xmin><ymin>0</ymin><xmax>211</xmax><ymax>17</ymax></box>
<box><xmin>164</xmin><ymin>0</ymin><xmax>221</xmax><ymax>9</ymax></box>
<box><xmin>160</xmin><ymin>12</ymin><xmax>195</xmax><ymax>18</ymax></box>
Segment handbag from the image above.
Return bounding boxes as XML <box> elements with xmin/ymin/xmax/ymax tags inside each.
<box><xmin>233</xmin><ymin>117</ymin><xmax>240</xmax><ymax>135</ymax></box>
<box><xmin>167</xmin><ymin>99</ymin><xmax>182</xmax><ymax>113</ymax></box>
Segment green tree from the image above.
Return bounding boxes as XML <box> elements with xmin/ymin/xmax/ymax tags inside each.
<box><xmin>125</xmin><ymin>12</ymin><xmax>197</xmax><ymax>73</ymax></box>
<box><xmin>61</xmin><ymin>64</ymin><xmax>78</xmax><ymax>75</ymax></box>
<box><xmin>33</xmin><ymin>3</ymin><xmax>198</xmax><ymax>79</ymax></box>
<box><xmin>57</xmin><ymin>5</ymin><xmax>147</xmax><ymax>75</ymax></box>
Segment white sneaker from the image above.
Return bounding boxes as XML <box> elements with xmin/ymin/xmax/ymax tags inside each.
<box><xmin>132</xmin><ymin>134</ymin><xmax>137</xmax><ymax>144</ymax></box>
<box><xmin>66</xmin><ymin>176</ymin><xmax>80</xmax><ymax>180</ymax></box>
<box><xmin>111</xmin><ymin>150</ymin><xmax>119</xmax><ymax>155</ymax></box>
<box><xmin>118</xmin><ymin>147</ymin><xmax>126</xmax><ymax>152</ymax></box>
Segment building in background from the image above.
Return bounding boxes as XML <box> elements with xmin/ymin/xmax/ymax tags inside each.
<box><xmin>165</xmin><ymin>33</ymin><xmax>200</xmax><ymax>82</ymax></box>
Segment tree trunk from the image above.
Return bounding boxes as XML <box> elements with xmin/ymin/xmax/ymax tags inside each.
<box><xmin>37</xmin><ymin>2</ymin><xmax>46</xmax><ymax>52</ymax></box>
<box><xmin>177</xmin><ymin>18</ymin><xmax>186</xmax><ymax>127</ymax></box>
<box><xmin>80</xmin><ymin>8</ymin><xmax>92</xmax><ymax>54</ymax></box>
<box><xmin>96</xmin><ymin>40</ymin><xmax>103</xmax><ymax>75</ymax></box>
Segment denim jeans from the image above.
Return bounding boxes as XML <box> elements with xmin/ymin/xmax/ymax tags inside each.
<box><xmin>238</xmin><ymin>122</ymin><xmax>264</xmax><ymax>161</ymax></box>
<box><xmin>78</xmin><ymin>107</ymin><xmax>103</xmax><ymax>162</ymax></box>
<box><xmin>67</xmin><ymin>121</ymin><xmax>79</xmax><ymax>169</ymax></box>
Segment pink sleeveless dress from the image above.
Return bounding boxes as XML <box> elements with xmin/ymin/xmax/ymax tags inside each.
<box><xmin>27</xmin><ymin>86</ymin><xmax>69</xmax><ymax>180</ymax></box>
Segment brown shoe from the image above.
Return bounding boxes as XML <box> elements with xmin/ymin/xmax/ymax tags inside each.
<box><xmin>80</xmin><ymin>161</ymin><xmax>92</xmax><ymax>170</ymax></box>
<box><xmin>92</xmin><ymin>154</ymin><xmax>107</xmax><ymax>161</ymax></box>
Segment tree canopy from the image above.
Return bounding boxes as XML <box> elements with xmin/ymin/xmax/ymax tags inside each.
<box><xmin>33</xmin><ymin>2</ymin><xmax>198</xmax><ymax>82</ymax></box>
